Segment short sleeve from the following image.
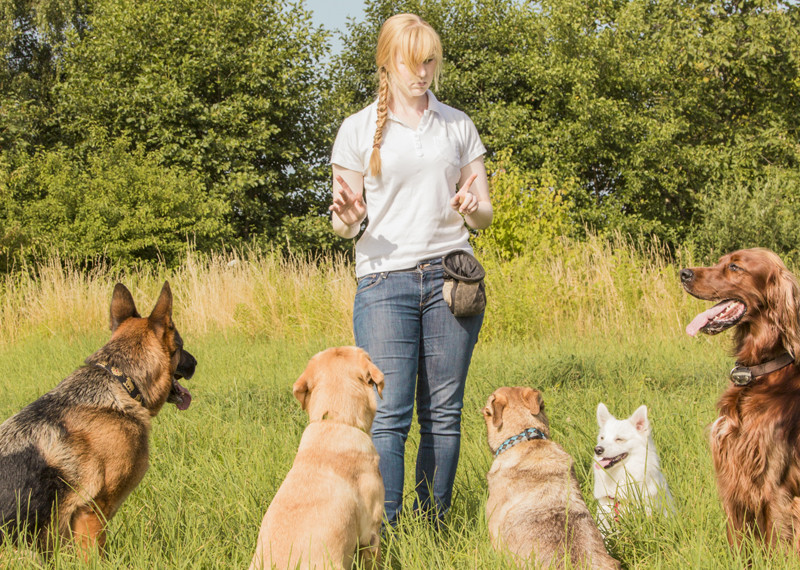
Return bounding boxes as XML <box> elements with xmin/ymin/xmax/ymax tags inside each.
<box><xmin>458</xmin><ymin>114</ymin><xmax>486</xmax><ymax>168</ymax></box>
<box><xmin>330</xmin><ymin>116</ymin><xmax>366</xmax><ymax>173</ymax></box>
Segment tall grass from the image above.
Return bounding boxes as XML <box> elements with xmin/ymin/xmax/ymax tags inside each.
<box><xmin>0</xmin><ymin>236</ymin><xmax>794</xmax><ymax>568</ymax></box>
<box><xmin>0</xmin><ymin>234</ymin><xmax>708</xmax><ymax>346</ymax></box>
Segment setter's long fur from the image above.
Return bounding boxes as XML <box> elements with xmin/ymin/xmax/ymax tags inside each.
<box><xmin>681</xmin><ymin>248</ymin><xmax>800</xmax><ymax>551</ymax></box>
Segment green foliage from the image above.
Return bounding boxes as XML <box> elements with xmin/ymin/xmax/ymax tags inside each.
<box><xmin>0</xmin><ymin>0</ymin><xmax>92</xmax><ymax>157</ymax></box>
<box><xmin>1</xmin><ymin>0</ymin><xmax>339</xmax><ymax>267</ymax></box>
<box><xmin>54</xmin><ymin>0</ymin><xmax>331</xmax><ymax>242</ymax></box>
<box><xmin>3</xmin><ymin>0</ymin><xmax>800</xmax><ymax>265</ymax></box>
<box><xmin>692</xmin><ymin>167</ymin><xmax>800</xmax><ymax>265</ymax></box>
<box><xmin>0</xmin><ymin>137</ymin><xmax>230</xmax><ymax>267</ymax></box>
<box><xmin>333</xmin><ymin>0</ymin><xmax>800</xmax><ymax>254</ymax></box>
<box><xmin>473</xmin><ymin>149</ymin><xmax>574</xmax><ymax>259</ymax></box>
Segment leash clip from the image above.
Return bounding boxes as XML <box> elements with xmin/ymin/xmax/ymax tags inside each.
<box><xmin>524</xmin><ymin>428</ymin><xmax>543</xmax><ymax>440</ymax></box>
<box><xmin>730</xmin><ymin>365</ymin><xmax>753</xmax><ymax>386</ymax></box>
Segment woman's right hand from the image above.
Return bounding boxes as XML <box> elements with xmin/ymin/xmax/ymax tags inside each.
<box><xmin>330</xmin><ymin>175</ymin><xmax>367</xmax><ymax>226</ymax></box>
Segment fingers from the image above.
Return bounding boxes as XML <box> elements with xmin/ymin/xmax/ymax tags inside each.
<box><xmin>450</xmin><ymin>192</ymin><xmax>478</xmax><ymax>215</ymax></box>
<box><xmin>460</xmin><ymin>173</ymin><xmax>478</xmax><ymax>192</ymax></box>
<box><xmin>329</xmin><ymin>175</ymin><xmax>361</xmax><ymax>214</ymax></box>
<box><xmin>329</xmin><ymin>176</ymin><xmax>367</xmax><ymax>228</ymax></box>
<box><xmin>336</xmin><ymin>175</ymin><xmax>352</xmax><ymax>194</ymax></box>
<box><xmin>450</xmin><ymin>174</ymin><xmax>480</xmax><ymax>215</ymax></box>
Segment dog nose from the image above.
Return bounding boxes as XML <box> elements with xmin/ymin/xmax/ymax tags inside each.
<box><xmin>594</xmin><ymin>446</ymin><xmax>604</xmax><ymax>455</ymax></box>
<box><xmin>680</xmin><ymin>268</ymin><xmax>694</xmax><ymax>283</ymax></box>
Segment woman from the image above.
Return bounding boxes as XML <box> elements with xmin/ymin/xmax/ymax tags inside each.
<box><xmin>329</xmin><ymin>13</ymin><xmax>492</xmax><ymax>527</ymax></box>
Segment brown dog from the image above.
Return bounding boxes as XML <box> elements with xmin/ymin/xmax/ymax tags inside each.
<box><xmin>483</xmin><ymin>387</ymin><xmax>619</xmax><ymax>569</ymax></box>
<box><xmin>250</xmin><ymin>346</ymin><xmax>385</xmax><ymax>570</ymax></box>
<box><xmin>682</xmin><ymin>248</ymin><xmax>800</xmax><ymax>550</ymax></box>
<box><xmin>0</xmin><ymin>282</ymin><xmax>196</xmax><ymax>557</ymax></box>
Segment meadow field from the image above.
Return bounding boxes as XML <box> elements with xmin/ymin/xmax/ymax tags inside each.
<box><xmin>0</xmin><ymin>237</ymin><xmax>797</xmax><ymax>568</ymax></box>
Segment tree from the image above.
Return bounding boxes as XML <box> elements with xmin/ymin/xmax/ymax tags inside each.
<box><xmin>54</xmin><ymin>0</ymin><xmax>331</xmax><ymax>243</ymax></box>
<box><xmin>331</xmin><ymin>0</ymin><xmax>800</xmax><ymax>253</ymax></box>
<box><xmin>0</xmin><ymin>0</ymin><xmax>92</xmax><ymax>157</ymax></box>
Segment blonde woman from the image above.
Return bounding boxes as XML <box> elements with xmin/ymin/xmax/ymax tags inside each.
<box><xmin>329</xmin><ymin>13</ymin><xmax>492</xmax><ymax>528</ymax></box>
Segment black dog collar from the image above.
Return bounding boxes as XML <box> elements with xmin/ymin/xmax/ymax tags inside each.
<box><xmin>730</xmin><ymin>352</ymin><xmax>794</xmax><ymax>386</ymax></box>
<box><xmin>494</xmin><ymin>427</ymin><xmax>548</xmax><ymax>457</ymax></box>
<box><xmin>95</xmin><ymin>362</ymin><xmax>145</xmax><ymax>406</ymax></box>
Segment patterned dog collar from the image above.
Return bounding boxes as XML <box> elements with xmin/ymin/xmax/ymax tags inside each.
<box><xmin>95</xmin><ymin>362</ymin><xmax>145</xmax><ymax>406</ymax></box>
<box><xmin>494</xmin><ymin>427</ymin><xmax>548</xmax><ymax>457</ymax></box>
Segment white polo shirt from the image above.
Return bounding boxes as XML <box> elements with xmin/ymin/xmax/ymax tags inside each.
<box><xmin>331</xmin><ymin>91</ymin><xmax>486</xmax><ymax>278</ymax></box>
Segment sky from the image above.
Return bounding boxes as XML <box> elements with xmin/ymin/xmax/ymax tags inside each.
<box><xmin>304</xmin><ymin>0</ymin><xmax>366</xmax><ymax>55</ymax></box>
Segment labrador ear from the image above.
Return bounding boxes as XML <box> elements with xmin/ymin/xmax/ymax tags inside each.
<box><xmin>292</xmin><ymin>374</ymin><xmax>310</xmax><ymax>410</ymax></box>
<box><xmin>482</xmin><ymin>393</ymin><xmax>506</xmax><ymax>429</ymax></box>
<box><xmin>366</xmin><ymin>361</ymin><xmax>385</xmax><ymax>399</ymax></box>
<box><xmin>110</xmin><ymin>283</ymin><xmax>140</xmax><ymax>331</ymax></box>
<box><xmin>521</xmin><ymin>388</ymin><xmax>543</xmax><ymax>416</ymax></box>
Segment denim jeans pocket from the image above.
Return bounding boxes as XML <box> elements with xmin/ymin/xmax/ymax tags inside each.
<box><xmin>356</xmin><ymin>272</ymin><xmax>385</xmax><ymax>294</ymax></box>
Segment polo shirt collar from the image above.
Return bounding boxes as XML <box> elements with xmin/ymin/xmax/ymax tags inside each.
<box><xmin>383</xmin><ymin>90</ymin><xmax>443</xmax><ymax>124</ymax></box>
<box><xmin>426</xmin><ymin>90</ymin><xmax>443</xmax><ymax>115</ymax></box>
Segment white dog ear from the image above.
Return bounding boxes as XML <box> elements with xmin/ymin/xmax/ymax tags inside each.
<box><xmin>596</xmin><ymin>402</ymin><xmax>611</xmax><ymax>427</ymax></box>
<box><xmin>631</xmin><ymin>405</ymin><xmax>649</xmax><ymax>432</ymax></box>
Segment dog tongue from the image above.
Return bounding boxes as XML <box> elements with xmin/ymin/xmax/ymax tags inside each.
<box><xmin>174</xmin><ymin>381</ymin><xmax>192</xmax><ymax>411</ymax></box>
<box><xmin>686</xmin><ymin>302</ymin><xmax>729</xmax><ymax>337</ymax></box>
<box><xmin>598</xmin><ymin>457</ymin><xmax>614</xmax><ymax>468</ymax></box>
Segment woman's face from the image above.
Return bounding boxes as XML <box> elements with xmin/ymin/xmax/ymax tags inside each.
<box><xmin>392</xmin><ymin>53</ymin><xmax>437</xmax><ymax>99</ymax></box>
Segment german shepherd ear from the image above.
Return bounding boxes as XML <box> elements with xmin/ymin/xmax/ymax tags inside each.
<box><xmin>482</xmin><ymin>393</ymin><xmax>506</xmax><ymax>429</ymax></box>
<box><xmin>148</xmin><ymin>281</ymin><xmax>174</xmax><ymax>338</ymax></box>
<box><xmin>292</xmin><ymin>374</ymin><xmax>310</xmax><ymax>410</ymax></box>
<box><xmin>110</xmin><ymin>283</ymin><xmax>141</xmax><ymax>332</ymax></box>
<box><xmin>521</xmin><ymin>388</ymin><xmax>543</xmax><ymax>416</ymax></box>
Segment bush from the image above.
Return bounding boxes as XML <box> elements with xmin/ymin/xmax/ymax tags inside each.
<box><xmin>473</xmin><ymin>149</ymin><xmax>574</xmax><ymax>259</ymax></box>
<box><xmin>690</xmin><ymin>167</ymin><xmax>800</xmax><ymax>264</ymax></box>
<box><xmin>0</xmin><ymin>138</ymin><xmax>231</xmax><ymax>268</ymax></box>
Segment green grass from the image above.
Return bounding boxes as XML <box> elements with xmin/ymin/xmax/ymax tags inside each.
<box><xmin>0</xmin><ymin>238</ymin><xmax>798</xmax><ymax>568</ymax></box>
<box><xmin>0</xmin><ymin>330</ymin><xmax>797</xmax><ymax>569</ymax></box>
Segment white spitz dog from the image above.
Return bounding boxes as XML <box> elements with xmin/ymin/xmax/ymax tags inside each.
<box><xmin>592</xmin><ymin>403</ymin><xmax>674</xmax><ymax>531</ymax></box>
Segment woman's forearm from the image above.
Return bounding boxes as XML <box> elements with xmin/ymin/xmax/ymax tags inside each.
<box><xmin>464</xmin><ymin>201</ymin><xmax>493</xmax><ymax>230</ymax></box>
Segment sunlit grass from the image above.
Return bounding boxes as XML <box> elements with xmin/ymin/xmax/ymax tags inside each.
<box><xmin>0</xmin><ymin>237</ymin><xmax>795</xmax><ymax>568</ymax></box>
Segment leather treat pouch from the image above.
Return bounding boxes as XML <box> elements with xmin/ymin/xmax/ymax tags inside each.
<box><xmin>442</xmin><ymin>250</ymin><xmax>486</xmax><ymax>317</ymax></box>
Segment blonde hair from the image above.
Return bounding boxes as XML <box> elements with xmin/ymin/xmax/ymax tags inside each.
<box><xmin>369</xmin><ymin>14</ymin><xmax>443</xmax><ymax>177</ymax></box>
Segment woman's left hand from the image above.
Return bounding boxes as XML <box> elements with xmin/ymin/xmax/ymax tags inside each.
<box><xmin>450</xmin><ymin>173</ymin><xmax>479</xmax><ymax>215</ymax></box>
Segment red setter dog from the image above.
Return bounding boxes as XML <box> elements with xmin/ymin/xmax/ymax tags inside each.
<box><xmin>681</xmin><ymin>248</ymin><xmax>800</xmax><ymax>551</ymax></box>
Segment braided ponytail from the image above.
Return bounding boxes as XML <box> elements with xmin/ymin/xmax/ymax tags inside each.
<box><xmin>369</xmin><ymin>67</ymin><xmax>390</xmax><ymax>177</ymax></box>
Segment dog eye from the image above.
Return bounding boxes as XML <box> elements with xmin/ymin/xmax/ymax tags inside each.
<box><xmin>614</xmin><ymin>437</ymin><xmax>624</xmax><ymax>443</ymax></box>
<box><xmin>729</xmin><ymin>263</ymin><xmax>741</xmax><ymax>272</ymax></box>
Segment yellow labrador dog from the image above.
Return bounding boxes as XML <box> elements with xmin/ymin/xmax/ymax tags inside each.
<box><xmin>249</xmin><ymin>347</ymin><xmax>385</xmax><ymax>570</ymax></box>
<box><xmin>483</xmin><ymin>387</ymin><xmax>619</xmax><ymax>569</ymax></box>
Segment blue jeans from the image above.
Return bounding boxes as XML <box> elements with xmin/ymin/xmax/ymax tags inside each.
<box><xmin>353</xmin><ymin>258</ymin><xmax>483</xmax><ymax>527</ymax></box>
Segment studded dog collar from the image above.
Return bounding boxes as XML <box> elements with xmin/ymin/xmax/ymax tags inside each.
<box><xmin>94</xmin><ymin>362</ymin><xmax>145</xmax><ymax>406</ymax></box>
<box><xmin>729</xmin><ymin>352</ymin><xmax>794</xmax><ymax>386</ymax></box>
<box><xmin>494</xmin><ymin>427</ymin><xmax>548</xmax><ymax>457</ymax></box>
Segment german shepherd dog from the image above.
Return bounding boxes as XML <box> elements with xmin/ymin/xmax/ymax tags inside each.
<box><xmin>0</xmin><ymin>282</ymin><xmax>196</xmax><ymax>557</ymax></box>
